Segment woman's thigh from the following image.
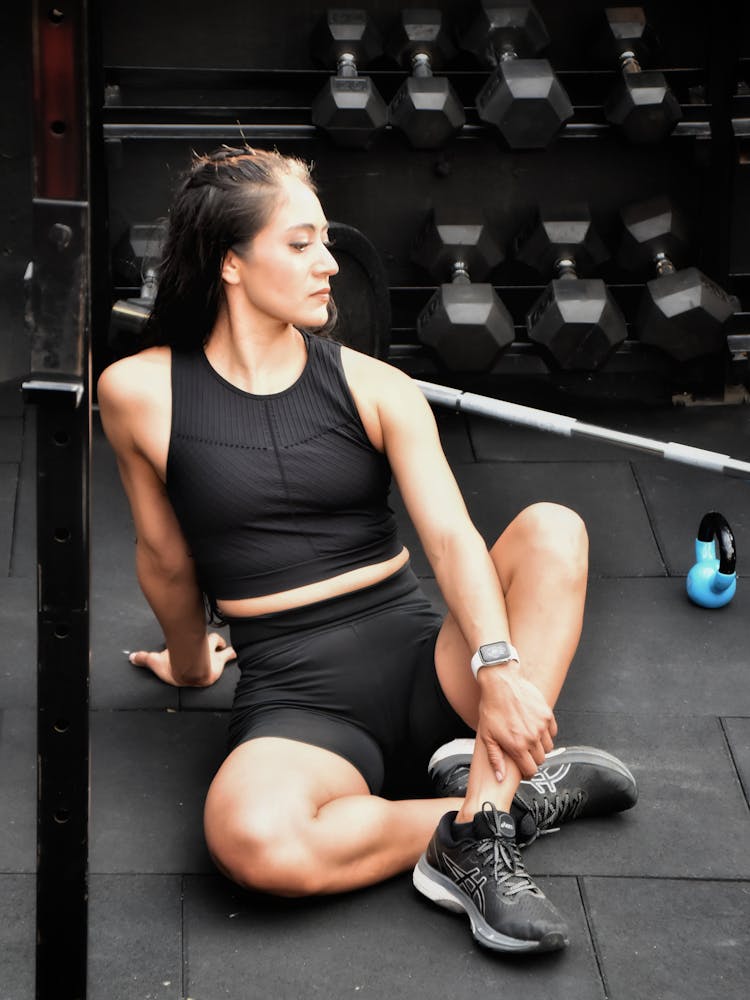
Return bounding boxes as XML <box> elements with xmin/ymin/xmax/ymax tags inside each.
<box><xmin>204</xmin><ymin>735</ymin><xmax>370</xmax><ymax>889</ymax></box>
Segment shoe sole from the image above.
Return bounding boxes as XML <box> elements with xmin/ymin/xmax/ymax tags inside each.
<box><xmin>429</xmin><ymin>741</ymin><xmax>637</xmax><ymax>808</ymax></box>
<box><xmin>413</xmin><ymin>855</ymin><xmax>568</xmax><ymax>954</ymax></box>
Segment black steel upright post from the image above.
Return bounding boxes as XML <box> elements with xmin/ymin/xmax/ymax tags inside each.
<box><xmin>703</xmin><ymin>1</ymin><xmax>742</xmax><ymax>286</ymax></box>
<box><xmin>26</xmin><ymin>3</ymin><xmax>91</xmax><ymax>998</ymax></box>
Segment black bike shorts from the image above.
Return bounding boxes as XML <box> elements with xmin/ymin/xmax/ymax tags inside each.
<box><xmin>225</xmin><ymin>564</ymin><xmax>473</xmax><ymax>794</ymax></box>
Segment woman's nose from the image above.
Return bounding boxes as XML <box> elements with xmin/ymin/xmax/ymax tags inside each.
<box><xmin>317</xmin><ymin>242</ymin><xmax>339</xmax><ymax>276</ymax></box>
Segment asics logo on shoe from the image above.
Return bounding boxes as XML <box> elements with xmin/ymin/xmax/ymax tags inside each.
<box><xmin>442</xmin><ymin>854</ymin><xmax>487</xmax><ymax>910</ymax></box>
<box><xmin>523</xmin><ymin>762</ymin><xmax>572</xmax><ymax>795</ymax></box>
<box><xmin>499</xmin><ymin>817</ymin><xmax>514</xmax><ymax>836</ymax></box>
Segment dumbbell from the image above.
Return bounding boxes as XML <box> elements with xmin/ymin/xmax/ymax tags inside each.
<box><xmin>514</xmin><ymin>207</ymin><xmax>627</xmax><ymax>371</ymax></box>
<box><xmin>458</xmin><ymin>0</ymin><xmax>573</xmax><ymax>149</ymax></box>
<box><xmin>386</xmin><ymin>9</ymin><xmax>465</xmax><ymax>149</ymax></box>
<box><xmin>109</xmin><ymin>222</ymin><xmax>166</xmax><ymax>352</ymax></box>
<box><xmin>310</xmin><ymin>9</ymin><xmax>388</xmax><ymax>149</ymax></box>
<box><xmin>111</xmin><ymin>221</ymin><xmax>166</xmax><ymax>287</ymax></box>
<box><xmin>412</xmin><ymin>210</ymin><xmax>514</xmax><ymax>371</ymax></box>
<box><xmin>594</xmin><ymin>7</ymin><xmax>681</xmax><ymax>143</ymax></box>
<box><xmin>618</xmin><ymin>196</ymin><xmax>737</xmax><ymax>361</ymax></box>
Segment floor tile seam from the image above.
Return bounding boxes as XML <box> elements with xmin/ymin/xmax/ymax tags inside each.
<box><xmin>455</xmin><ymin>458</ymin><xmax>641</xmax><ymax>467</ymax></box>
<box><xmin>575</xmin><ymin>875</ymin><xmax>609</xmax><ymax>1000</ymax></box>
<box><xmin>9</xmin><ymin>406</ymin><xmax>31</xmax><ymax>578</ymax></box>
<box><xmin>461</xmin><ymin>413</ymin><xmax>479</xmax><ymax>462</ymax></box>
<box><xmin>578</xmin><ymin>873</ymin><xmax>750</xmax><ymax>885</ymax></box>
<box><xmin>719</xmin><ymin>716</ymin><xmax>750</xmax><ymax>812</ymax></box>
<box><xmin>557</xmin><ymin>709</ymin><xmax>750</xmax><ymax>718</ymax></box>
<box><xmin>89</xmin><ymin>707</ymin><xmax>227</xmax><ymax>715</ymax></box>
<box><xmin>585</xmin><ymin>571</ymin><xmax>671</xmax><ymax>579</ymax></box>
<box><xmin>2</xmin><ymin>459</ymin><xmax>20</xmax><ymax>577</ymax></box>
<box><xmin>180</xmin><ymin>873</ymin><xmax>187</xmax><ymax>1000</ymax></box>
<box><xmin>88</xmin><ymin>868</ymin><xmax>209</xmax><ymax>876</ymax></box>
<box><xmin>629</xmin><ymin>462</ymin><xmax>669</xmax><ymax>575</ymax></box>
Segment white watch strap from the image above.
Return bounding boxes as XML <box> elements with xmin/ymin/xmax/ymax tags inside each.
<box><xmin>470</xmin><ymin>643</ymin><xmax>520</xmax><ymax>679</ymax></box>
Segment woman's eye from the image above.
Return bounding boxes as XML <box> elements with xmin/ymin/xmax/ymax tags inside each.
<box><xmin>291</xmin><ymin>242</ymin><xmax>311</xmax><ymax>251</ymax></box>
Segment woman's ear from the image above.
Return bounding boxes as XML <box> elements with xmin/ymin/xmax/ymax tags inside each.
<box><xmin>221</xmin><ymin>248</ymin><xmax>242</xmax><ymax>285</ymax></box>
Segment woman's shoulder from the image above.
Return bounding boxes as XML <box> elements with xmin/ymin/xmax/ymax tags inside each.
<box><xmin>98</xmin><ymin>346</ymin><xmax>172</xmax><ymax>411</ymax></box>
<box><xmin>339</xmin><ymin>342</ymin><xmax>420</xmax><ymax>400</ymax></box>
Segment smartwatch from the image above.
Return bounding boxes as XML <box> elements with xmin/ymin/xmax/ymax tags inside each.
<box><xmin>470</xmin><ymin>641</ymin><xmax>520</xmax><ymax>679</ymax></box>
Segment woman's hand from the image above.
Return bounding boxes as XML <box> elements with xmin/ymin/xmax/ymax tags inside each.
<box><xmin>476</xmin><ymin>664</ymin><xmax>557</xmax><ymax>780</ymax></box>
<box><xmin>128</xmin><ymin>632</ymin><xmax>236</xmax><ymax>687</ymax></box>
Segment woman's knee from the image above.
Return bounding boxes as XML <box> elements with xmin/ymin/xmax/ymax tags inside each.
<box><xmin>502</xmin><ymin>502</ymin><xmax>589</xmax><ymax>579</ymax></box>
<box><xmin>206</xmin><ymin>806</ymin><xmax>324</xmax><ymax>897</ymax></box>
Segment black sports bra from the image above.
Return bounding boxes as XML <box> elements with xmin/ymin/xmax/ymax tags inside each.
<box><xmin>166</xmin><ymin>332</ymin><xmax>402</xmax><ymax>601</ymax></box>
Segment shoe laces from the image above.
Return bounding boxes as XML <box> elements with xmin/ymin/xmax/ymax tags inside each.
<box><xmin>527</xmin><ymin>790</ymin><xmax>586</xmax><ymax>838</ymax></box>
<box><xmin>460</xmin><ymin>803</ymin><xmax>542</xmax><ymax>898</ymax></box>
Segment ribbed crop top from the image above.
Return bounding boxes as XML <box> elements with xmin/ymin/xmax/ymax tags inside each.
<box><xmin>165</xmin><ymin>331</ymin><xmax>402</xmax><ymax>602</ymax></box>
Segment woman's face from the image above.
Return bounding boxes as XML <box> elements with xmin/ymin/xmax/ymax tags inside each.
<box><xmin>225</xmin><ymin>175</ymin><xmax>339</xmax><ymax>330</ymax></box>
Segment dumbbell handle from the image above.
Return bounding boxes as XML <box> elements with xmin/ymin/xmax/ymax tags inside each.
<box><xmin>554</xmin><ymin>257</ymin><xmax>579</xmax><ymax>280</ymax></box>
<box><xmin>411</xmin><ymin>52</ymin><xmax>434</xmax><ymax>77</ymax></box>
<box><xmin>653</xmin><ymin>251</ymin><xmax>676</xmax><ymax>276</ymax></box>
<box><xmin>337</xmin><ymin>53</ymin><xmax>358</xmax><ymax>77</ymax></box>
<box><xmin>449</xmin><ymin>260</ymin><xmax>472</xmax><ymax>284</ymax></box>
<box><xmin>619</xmin><ymin>50</ymin><xmax>643</xmax><ymax>74</ymax></box>
<box><xmin>141</xmin><ymin>268</ymin><xmax>158</xmax><ymax>299</ymax></box>
<box><xmin>417</xmin><ymin>380</ymin><xmax>750</xmax><ymax>479</ymax></box>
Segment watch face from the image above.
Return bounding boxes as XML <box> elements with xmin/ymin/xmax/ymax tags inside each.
<box><xmin>480</xmin><ymin>641</ymin><xmax>511</xmax><ymax>663</ymax></box>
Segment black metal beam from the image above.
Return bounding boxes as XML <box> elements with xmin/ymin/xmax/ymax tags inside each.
<box><xmin>27</xmin><ymin>2</ymin><xmax>91</xmax><ymax>997</ymax></box>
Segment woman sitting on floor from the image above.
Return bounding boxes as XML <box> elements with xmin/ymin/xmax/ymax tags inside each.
<box><xmin>98</xmin><ymin>146</ymin><xmax>637</xmax><ymax>955</ymax></box>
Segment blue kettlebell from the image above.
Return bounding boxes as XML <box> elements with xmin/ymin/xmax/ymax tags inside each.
<box><xmin>686</xmin><ymin>511</ymin><xmax>737</xmax><ymax>608</ymax></box>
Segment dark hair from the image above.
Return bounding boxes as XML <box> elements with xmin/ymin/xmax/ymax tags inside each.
<box><xmin>142</xmin><ymin>145</ymin><xmax>336</xmax><ymax>350</ymax></box>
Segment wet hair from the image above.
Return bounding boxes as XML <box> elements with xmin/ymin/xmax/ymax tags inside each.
<box><xmin>142</xmin><ymin>145</ymin><xmax>337</xmax><ymax>350</ymax></box>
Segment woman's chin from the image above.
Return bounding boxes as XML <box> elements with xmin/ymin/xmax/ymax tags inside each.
<box><xmin>300</xmin><ymin>306</ymin><xmax>330</xmax><ymax>329</ymax></box>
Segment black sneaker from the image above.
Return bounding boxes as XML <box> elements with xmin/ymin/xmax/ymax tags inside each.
<box><xmin>428</xmin><ymin>739</ymin><xmax>638</xmax><ymax>846</ymax></box>
<box><xmin>413</xmin><ymin>803</ymin><xmax>569</xmax><ymax>953</ymax></box>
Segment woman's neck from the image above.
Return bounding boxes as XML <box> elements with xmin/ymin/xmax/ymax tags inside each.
<box><xmin>205</xmin><ymin>310</ymin><xmax>307</xmax><ymax>395</ymax></box>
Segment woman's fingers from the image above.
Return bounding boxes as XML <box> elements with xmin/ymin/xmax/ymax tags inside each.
<box><xmin>548</xmin><ymin>711</ymin><xmax>558</xmax><ymax>740</ymax></box>
<box><xmin>478</xmin><ymin>733</ymin><xmax>507</xmax><ymax>783</ymax></box>
<box><xmin>541</xmin><ymin>730</ymin><xmax>555</xmax><ymax>755</ymax></box>
<box><xmin>128</xmin><ymin>649</ymin><xmax>156</xmax><ymax>668</ymax></box>
<box><xmin>207</xmin><ymin>632</ymin><xmax>236</xmax><ymax>665</ymax></box>
<box><xmin>217</xmin><ymin>643</ymin><xmax>237</xmax><ymax>665</ymax></box>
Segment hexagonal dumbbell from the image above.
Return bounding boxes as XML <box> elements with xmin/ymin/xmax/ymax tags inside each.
<box><xmin>515</xmin><ymin>207</ymin><xmax>627</xmax><ymax>371</ymax></box>
<box><xmin>618</xmin><ymin>196</ymin><xmax>738</xmax><ymax>361</ymax></box>
<box><xmin>412</xmin><ymin>210</ymin><xmax>514</xmax><ymax>371</ymax></box>
<box><xmin>310</xmin><ymin>9</ymin><xmax>388</xmax><ymax>149</ymax></box>
<box><xmin>458</xmin><ymin>0</ymin><xmax>573</xmax><ymax>149</ymax></box>
<box><xmin>109</xmin><ymin>221</ymin><xmax>167</xmax><ymax>353</ymax></box>
<box><xmin>595</xmin><ymin>7</ymin><xmax>681</xmax><ymax>143</ymax></box>
<box><xmin>386</xmin><ymin>8</ymin><xmax>466</xmax><ymax>149</ymax></box>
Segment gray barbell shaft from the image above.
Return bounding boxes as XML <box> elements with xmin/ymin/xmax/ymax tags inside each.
<box><xmin>416</xmin><ymin>380</ymin><xmax>750</xmax><ymax>479</ymax></box>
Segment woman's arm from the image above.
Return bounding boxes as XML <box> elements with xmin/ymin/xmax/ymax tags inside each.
<box><xmin>343</xmin><ymin>350</ymin><xmax>555</xmax><ymax>777</ymax></box>
<box><xmin>98</xmin><ymin>356</ymin><xmax>234</xmax><ymax>686</ymax></box>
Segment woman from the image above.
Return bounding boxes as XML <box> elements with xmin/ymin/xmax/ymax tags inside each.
<box><xmin>98</xmin><ymin>146</ymin><xmax>635</xmax><ymax>955</ymax></box>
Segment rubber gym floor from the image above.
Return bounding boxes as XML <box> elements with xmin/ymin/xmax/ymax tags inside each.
<box><xmin>1</xmin><ymin>365</ymin><xmax>749</xmax><ymax>998</ymax></box>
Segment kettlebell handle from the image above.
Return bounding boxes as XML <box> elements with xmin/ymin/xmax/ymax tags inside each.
<box><xmin>696</xmin><ymin>511</ymin><xmax>736</xmax><ymax>575</ymax></box>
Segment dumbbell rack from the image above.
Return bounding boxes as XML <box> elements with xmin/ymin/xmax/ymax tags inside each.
<box><xmin>98</xmin><ymin>1</ymin><xmax>750</xmax><ymax>405</ymax></box>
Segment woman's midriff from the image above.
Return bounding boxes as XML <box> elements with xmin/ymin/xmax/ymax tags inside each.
<box><xmin>215</xmin><ymin>546</ymin><xmax>411</xmax><ymax>618</ymax></box>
